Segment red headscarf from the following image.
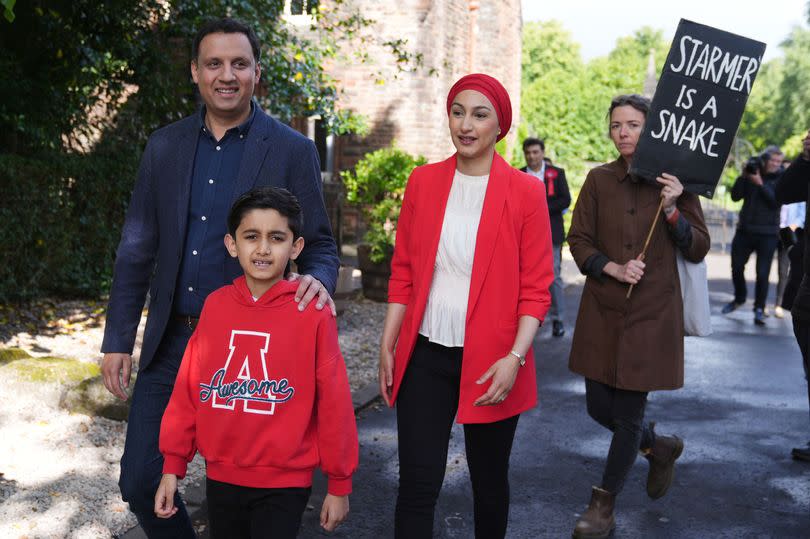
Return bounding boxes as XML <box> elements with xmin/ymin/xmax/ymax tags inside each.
<box><xmin>446</xmin><ymin>73</ymin><xmax>512</xmax><ymax>142</ymax></box>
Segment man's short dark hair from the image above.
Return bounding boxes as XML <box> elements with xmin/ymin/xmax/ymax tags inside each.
<box><xmin>228</xmin><ymin>187</ymin><xmax>304</xmax><ymax>239</ymax></box>
<box><xmin>522</xmin><ymin>137</ymin><xmax>545</xmax><ymax>152</ymax></box>
<box><xmin>192</xmin><ymin>18</ymin><xmax>261</xmax><ymax>64</ymax></box>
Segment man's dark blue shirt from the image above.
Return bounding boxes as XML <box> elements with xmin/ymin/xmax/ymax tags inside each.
<box><xmin>174</xmin><ymin>103</ymin><xmax>256</xmax><ymax>316</ymax></box>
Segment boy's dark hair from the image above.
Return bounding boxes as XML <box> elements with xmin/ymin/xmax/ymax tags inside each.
<box><xmin>227</xmin><ymin>187</ymin><xmax>304</xmax><ymax>239</ymax></box>
<box><xmin>522</xmin><ymin>137</ymin><xmax>545</xmax><ymax>152</ymax></box>
<box><xmin>192</xmin><ymin>18</ymin><xmax>261</xmax><ymax>63</ymax></box>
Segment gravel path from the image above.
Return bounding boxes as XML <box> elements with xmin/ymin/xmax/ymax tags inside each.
<box><xmin>0</xmin><ymin>296</ymin><xmax>384</xmax><ymax>538</ymax></box>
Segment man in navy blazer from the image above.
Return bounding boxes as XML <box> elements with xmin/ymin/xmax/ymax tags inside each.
<box><xmin>100</xmin><ymin>18</ymin><xmax>339</xmax><ymax>537</ymax></box>
<box><xmin>521</xmin><ymin>137</ymin><xmax>571</xmax><ymax>337</ymax></box>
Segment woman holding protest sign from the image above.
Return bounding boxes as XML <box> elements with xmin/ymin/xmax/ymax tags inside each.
<box><xmin>566</xmin><ymin>94</ymin><xmax>710</xmax><ymax>538</ymax></box>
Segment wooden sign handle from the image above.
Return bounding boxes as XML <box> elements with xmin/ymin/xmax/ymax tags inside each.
<box><xmin>626</xmin><ymin>198</ymin><xmax>665</xmax><ymax>299</ymax></box>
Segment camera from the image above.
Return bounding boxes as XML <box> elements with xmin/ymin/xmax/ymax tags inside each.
<box><xmin>743</xmin><ymin>155</ymin><xmax>763</xmax><ymax>176</ymax></box>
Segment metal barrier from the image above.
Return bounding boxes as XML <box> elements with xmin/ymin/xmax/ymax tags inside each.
<box><xmin>701</xmin><ymin>200</ymin><xmax>737</xmax><ymax>253</ymax></box>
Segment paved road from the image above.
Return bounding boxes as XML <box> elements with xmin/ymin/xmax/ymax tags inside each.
<box><xmin>297</xmin><ymin>256</ymin><xmax>810</xmax><ymax>538</ymax></box>
<box><xmin>125</xmin><ymin>253</ymin><xmax>808</xmax><ymax>538</ymax></box>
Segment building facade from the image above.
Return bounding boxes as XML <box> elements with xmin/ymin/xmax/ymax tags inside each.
<box><xmin>285</xmin><ymin>0</ymin><xmax>522</xmax><ymax>248</ymax></box>
<box><xmin>327</xmin><ymin>0</ymin><xmax>523</xmax><ymax>170</ymax></box>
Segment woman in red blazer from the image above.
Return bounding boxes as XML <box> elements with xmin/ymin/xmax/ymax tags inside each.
<box><xmin>378</xmin><ymin>74</ymin><xmax>554</xmax><ymax>538</ymax></box>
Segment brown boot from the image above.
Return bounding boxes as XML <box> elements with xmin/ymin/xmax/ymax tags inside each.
<box><xmin>645</xmin><ymin>423</ymin><xmax>684</xmax><ymax>500</ymax></box>
<box><xmin>572</xmin><ymin>486</ymin><xmax>616</xmax><ymax>539</ymax></box>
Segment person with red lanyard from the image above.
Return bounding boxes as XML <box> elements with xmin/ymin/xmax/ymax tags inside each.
<box><xmin>521</xmin><ymin>137</ymin><xmax>572</xmax><ymax>337</ymax></box>
<box><xmin>378</xmin><ymin>73</ymin><xmax>554</xmax><ymax>538</ymax></box>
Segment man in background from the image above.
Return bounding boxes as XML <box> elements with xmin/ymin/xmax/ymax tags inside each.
<box><xmin>522</xmin><ymin>137</ymin><xmax>571</xmax><ymax>337</ymax></box>
<box><xmin>722</xmin><ymin>147</ymin><xmax>783</xmax><ymax>325</ymax></box>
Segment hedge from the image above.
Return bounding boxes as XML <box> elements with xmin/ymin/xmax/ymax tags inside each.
<box><xmin>0</xmin><ymin>149</ymin><xmax>138</xmax><ymax>301</ymax></box>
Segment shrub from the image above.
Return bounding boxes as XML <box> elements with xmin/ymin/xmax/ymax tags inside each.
<box><xmin>0</xmin><ymin>148</ymin><xmax>138</xmax><ymax>301</ymax></box>
<box><xmin>341</xmin><ymin>146</ymin><xmax>426</xmax><ymax>263</ymax></box>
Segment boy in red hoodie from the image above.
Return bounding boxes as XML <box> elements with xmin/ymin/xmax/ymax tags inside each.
<box><xmin>154</xmin><ymin>187</ymin><xmax>358</xmax><ymax>537</ymax></box>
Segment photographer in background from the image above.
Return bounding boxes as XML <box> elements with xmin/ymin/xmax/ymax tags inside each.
<box><xmin>776</xmin><ymin>130</ymin><xmax>810</xmax><ymax>462</ymax></box>
<box><xmin>721</xmin><ymin>146</ymin><xmax>784</xmax><ymax>325</ymax></box>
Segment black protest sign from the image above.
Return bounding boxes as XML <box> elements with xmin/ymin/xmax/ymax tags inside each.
<box><xmin>630</xmin><ymin>19</ymin><xmax>766</xmax><ymax>198</ymax></box>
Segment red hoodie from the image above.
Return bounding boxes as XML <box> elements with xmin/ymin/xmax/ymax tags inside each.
<box><xmin>159</xmin><ymin>277</ymin><xmax>358</xmax><ymax>496</ymax></box>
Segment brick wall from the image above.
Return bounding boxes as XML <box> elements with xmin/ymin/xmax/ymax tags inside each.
<box><xmin>327</xmin><ymin>0</ymin><xmax>522</xmax><ymax>170</ymax></box>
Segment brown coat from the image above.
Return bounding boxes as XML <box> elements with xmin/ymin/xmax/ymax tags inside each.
<box><xmin>567</xmin><ymin>158</ymin><xmax>710</xmax><ymax>391</ymax></box>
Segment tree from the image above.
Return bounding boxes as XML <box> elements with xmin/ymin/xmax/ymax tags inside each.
<box><xmin>738</xmin><ymin>25</ymin><xmax>810</xmax><ymax>154</ymax></box>
<box><xmin>522</xmin><ymin>20</ymin><xmax>583</xmax><ymax>86</ymax></box>
<box><xmin>520</xmin><ymin>24</ymin><xmax>668</xmax><ymax>170</ymax></box>
<box><xmin>520</xmin><ymin>21</ymin><xmax>590</xmax><ymax>164</ymax></box>
<box><xmin>0</xmin><ymin>0</ymin><xmax>415</xmax><ymax>300</ymax></box>
<box><xmin>0</xmin><ymin>1</ymin><xmax>384</xmax><ymax>155</ymax></box>
<box><xmin>738</xmin><ymin>59</ymin><xmax>785</xmax><ymax>150</ymax></box>
<box><xmin>771</xmin><ymin>26</ymin><xmax>810</xmax><ymax>144</ymax></box>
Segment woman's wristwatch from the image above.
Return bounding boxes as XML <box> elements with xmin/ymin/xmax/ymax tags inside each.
<box><xmin>509</xmin><ymin>350</ymin><xmax>526</xmax><ymax>367</ymax></box>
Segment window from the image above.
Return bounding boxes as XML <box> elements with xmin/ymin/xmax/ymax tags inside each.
<box><xmin>286</xmin><ymin>0</ymin><xmax>319</xmax><ymax>16</ymax></box>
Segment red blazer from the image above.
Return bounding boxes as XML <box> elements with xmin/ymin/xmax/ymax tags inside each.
<box><xmin>388</xmin><ymin>152</ymin><xmax>554</xmax><ymax>423</ymax></box>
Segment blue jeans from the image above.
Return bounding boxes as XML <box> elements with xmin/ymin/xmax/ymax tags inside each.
<box><xmin>118</xmin><ymin>321</ymin><xmax>196</xmax><ymax>538</ymax></box>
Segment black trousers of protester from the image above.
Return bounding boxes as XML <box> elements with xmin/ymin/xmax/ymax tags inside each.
<box><xmin>790</xmin><ymin>318</ymin><xmax>810</xmax><ymax>428</ymax></box>
<box><xmin>585</xmin><ymin>379</ymin><xmax>655</xmax><ymax>494</ymax></box>
<box><xmin>205</xmin><ymin>478</ymin><xmax>311</xmax><ymax>539</ymax></box>
<box><xmin>395</xmin><ymin>335</ymin><xmax>520</xmax><ymax>539</ymax></box>
<box><xmin>730</xmin><ymin>230</ymin><xmax>779</xmax><ymax>309</ymax></box>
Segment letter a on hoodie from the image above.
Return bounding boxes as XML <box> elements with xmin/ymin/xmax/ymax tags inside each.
<box><xmin>212</xmin><ymin>330</ymin><xmax>278</xmax><ymax>415</ymax></box>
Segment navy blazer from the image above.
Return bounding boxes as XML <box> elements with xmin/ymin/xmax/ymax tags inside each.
<box><xmin>101</xmin><ymin>106</ymin><xmax>340</xmax><ymax>371</ymax></box>
<box><xmin>520</xmin><ymin>164</ymin><xmax>571</xmax><ymax>244</ymax></box>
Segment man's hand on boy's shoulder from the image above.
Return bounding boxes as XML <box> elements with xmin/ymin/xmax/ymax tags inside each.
<box><xmin>154</xmin><ymin>474</ymin><xmax>179</xmax><ymax>519</ymax></box>
<box><xmin>320</xmin><ymin>493</ymin><xmax>349</xmax><ymax>532</ymax></box>
<box><xmin>287</xmin><ymin>273</ymin><xmax>337</xmax><ymax>316</ymax></box>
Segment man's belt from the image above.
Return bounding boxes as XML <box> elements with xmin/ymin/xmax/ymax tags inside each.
<box><xmin>172</xmin><ymin>315</ymin><xmax>200</xmax><ymax>331</ymax></box>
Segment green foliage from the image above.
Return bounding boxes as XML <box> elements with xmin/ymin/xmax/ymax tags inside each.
<box><xmin>521</xmin><ymin>23</ymin><xmax>667</xmax><ymax>175</ymax></box>
<box><xmin>341</xmin><ymin>146</ymin><xmax>426</xmax><ymax>263</ymax></box>
<box><xmin>0</xmin><ymin>0</ymin><xmax>165</xmax><ymax>153</ymax></box>
<box><xmin>2</xmin><ymin>0</ymin><xmax>15</xmax><ymax>22</ymax></box>
<box><xmin>495</xmin><ymin>137</ymin><xmax>508</xmax><ymax>158</ymax></box>
<box><xmin>509</xmin><ymin>122</ymin><xmax>530</xmax><ymax>167</ymax></box>
<box><xmin>738</xmin><ymin>25</ymin><xmax>810</xmax><ymax>155</ymax></box>
<box><xmin>783</xmin><ymin>132</ymin><xmax>806</xmax><ymax>158</ymax></box>
<box><xmin>0</xmin><ymin>1</ymin><xmax>385</xmax><ymax>154</ymax></box>
<box><xmin>0</xmin><ymin>147</ymin><xmax>138</xmax><ymax>302</ymax></box>
<box><xmin>0</xmin><ymin>1</ymin><xmax>417</xmax><ymax>300</ymax></box>
<box><xmin>521</xmin><ymin>20</ymin><xmax>582</xmax><ymax>86</ymax></box>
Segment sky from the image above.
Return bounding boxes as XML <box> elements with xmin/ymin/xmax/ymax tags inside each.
<box><xmin>522</xmin><ymin>0</ymin><xmax>809</xmax><ymax>63</ymax></box>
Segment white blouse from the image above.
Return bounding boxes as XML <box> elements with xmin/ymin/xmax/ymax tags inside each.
<box><xmin>419</xmin><ymin>169</ymin><xmax>489</xmax><ymax>347</ymax></box>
